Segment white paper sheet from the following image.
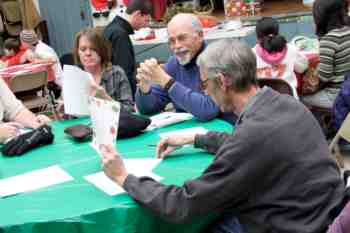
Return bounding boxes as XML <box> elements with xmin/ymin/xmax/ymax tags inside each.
<box><xmin>89</xmin><ymin>97</ymin><xmax>120</xmax><ymax>150</ymax></box>
<box><xmin>159</xmin><ymin>127</ymin><xmax>208</xmax><ymax>139</ymax></box>
<box><xmin>0</xmin><ymin>165</ymin><xmax>74</xmax><ymax>198</ymax></box>
<box><xmin>146</xmin><ymin>112</ymin><xmax>193</xmax><ymax>130</ymax></box>
<box><xmin>84</xmin><ymin>158</ymin><xmax>162</xmax><ymax>196</ymax></box>
<box><xmin>62</xmin><ymin>65</ymin><xmax>92</xmax><ymax>116</ymax></box>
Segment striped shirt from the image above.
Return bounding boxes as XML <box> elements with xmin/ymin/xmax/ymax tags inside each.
<box><xmin>318</xmin><ymin>26</ymin><xmax>350</xmax><ymax>86</ymax></box>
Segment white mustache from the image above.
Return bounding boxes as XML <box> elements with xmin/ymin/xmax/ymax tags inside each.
<box><xmin>174</xmin><ymin>48</ymin><xmax>189</xmax><ymax>54</ymax></box>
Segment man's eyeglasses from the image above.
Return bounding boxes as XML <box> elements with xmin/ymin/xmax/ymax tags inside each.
<box><xmin>168</xmin><ymin>33</ymin><xmax>196</xmax><ymax>47</ymax></box>
<box><xmin>92</xmin><ymin>11</ymin><xmax>110</xmax><ymax>18</ymax></box>
<box><xmin>200</xmin><ymin>73</ymin><xmax>219</xmax><ymax>90</ymax></box>
<box><xmin>199</xmin><ymin>71</ymin><xmax>226</xmax><ymax>90</ymax></box>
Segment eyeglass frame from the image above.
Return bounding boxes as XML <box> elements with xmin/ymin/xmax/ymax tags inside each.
<box><xmin>168</xmin><ymin>32</ymin><xmax>200</xmax><ymax>47</ymax></box>
<box><xmin>199</xmin><ymin>67</ymin><xmax>229</xmax><ymax>91</ymax></box>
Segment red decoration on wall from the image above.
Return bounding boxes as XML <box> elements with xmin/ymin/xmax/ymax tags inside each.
<box><xmin>91</xmin><ymin>0</ymin><xmax>116</xmax><ymax>11</ymax></box>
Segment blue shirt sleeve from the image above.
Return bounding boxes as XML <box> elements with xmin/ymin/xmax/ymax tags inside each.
<box><xmin>135</xmin><ymin>58</ymin><xmax>175</xmax><ymax>114</ymax></box>
<box><xmin>135</xmin><ymin>85</ymin><xmax>170</xmax><ymax>114</ymax></box>
<box><xmin>168</xmin><ymin>82</ymin><xmax>220</xmax><ymax>122</ymax></box>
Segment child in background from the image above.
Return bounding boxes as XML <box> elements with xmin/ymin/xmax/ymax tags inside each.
<box><xmin>0</xmin><ymin>38</ymin><xmax>28</xmax><ymax>67</ymax></box>
<box><xmin>252</xmin><ymin>17</ymin><xmax>308</xmax><ymax>98</ymax></box>
<box><xmin>20</xmin><ymin>29</ymin><xmax>63</xmax><ymax>86</ymax></box>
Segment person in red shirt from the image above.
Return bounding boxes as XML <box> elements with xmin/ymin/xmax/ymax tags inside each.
<box><xmin>1</xmin><ymin>38</ymin><xmax>28</xmax><ymax>67</ymax></box>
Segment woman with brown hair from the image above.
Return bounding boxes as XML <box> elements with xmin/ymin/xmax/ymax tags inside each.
<box><xmin>73</xmin><ymin>28</ymin><xmax>134</xmax><ymax>112</ymax></box>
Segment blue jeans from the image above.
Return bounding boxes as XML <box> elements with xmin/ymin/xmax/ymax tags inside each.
<box><xmin>212</xmin><ymin>215</ymin><xmax>244</xmax><ymax>233</ymax></box>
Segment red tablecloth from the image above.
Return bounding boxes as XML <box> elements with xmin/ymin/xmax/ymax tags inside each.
<box><xmin>0</xmin><ymin>63</ymin><xmax>55</xmax><ymax>85</ymax></box>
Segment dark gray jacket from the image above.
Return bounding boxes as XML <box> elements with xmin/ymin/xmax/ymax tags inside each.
<box><xmin>123</xmin><ymin>88</ymin><xmax>344</xmax><ymax>233</ymax></box>
<box><xmin>103</xmin><ymin>16</ymin><xmax>136</xmax><ymax>95</ymax></box>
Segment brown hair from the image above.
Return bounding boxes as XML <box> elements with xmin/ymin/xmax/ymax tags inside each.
<box><xmin>73</xmin><ymin>28</ymin><xmax>111</xmax><ymax>71</ymax></box>
<box><xmin>4</xmin><ymin>38</ymin><xmax>20</xmax><ymax>53</ymax></box>
<box><xmin>313</xmin><ymin>0</ymin><xmax>349</xmax><ymax>38</ymax></box>
<box><xmin>126</xmin><ymin>0</ymin><xmax>153</xmax><ymax>16</ymax></box>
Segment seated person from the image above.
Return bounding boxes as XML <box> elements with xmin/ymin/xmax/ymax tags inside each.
<box><xmin>72</xmin><ymin>28</ymin><xmax>134</xmax><ymax>113</ymax></box>
<box><xmin>102</xmin><ymin>39</ymin><xmax>344</xmax><ymax>233</ymax></box>
<box><xmin>252</xmin><ymin>17</ymin><xmax>308</xmax><ymax>98</ymax></box>
<box><xmin>135</xmin><ymin>13</ymin><xmax>235</xmax><ymax>124</ymax></box>
<box><xmin>333</xmin><ymin>72</ymin><xmax>350</xmax><ymax>149</ymax></box>
<box><xmin>302</xmin><ymin>0</ymin><xmax>350</xmax><ymax>108</ymax></box>
<box><xmin>20</xmin><ymin>29</ymin><xmax>64</xmax><ymax>86</ymax></box>
<box><xmin>0</xmin><ymin>38</ymin><xmax>28</xmax><ymax>67</ymax></box>
<box><xmin>0</xmin><ymin>78</ymin><xmax>50</xmax><ymax>143</ymax></box>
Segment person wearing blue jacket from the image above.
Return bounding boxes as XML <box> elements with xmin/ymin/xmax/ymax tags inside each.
<box><xmin>135</xmin><ymin>13</ymin><xmax>235</xmax><ymax>124</ymax></box>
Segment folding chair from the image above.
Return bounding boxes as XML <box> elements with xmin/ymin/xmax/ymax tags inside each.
<box><xmin>328</xmin><ymin>113</ymin><xmax>350</xmax><ymax>168</ymax></box>
<box><xmin>9</xmin><ymin>70</ymin><xmax>58</xmax><ymax>119</ymax></box>
<box><xmin>257</xmin><ymin>78</ymin><xmax>295</xmax><ymax>97</ymax></box>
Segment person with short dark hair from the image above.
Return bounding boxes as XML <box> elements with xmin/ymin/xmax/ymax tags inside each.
<box><xmin>103</xmin><ymin>0</ymin><xmax>153</xmax><ymax>96</ymax></box>
<box><xmin>253</xmin><ymin>17</ymin><xmax>308</xmax><ymax>97</ymax></box>
<box><xmin>0</xmin><ymin>38</ymin><xmax>28</xmax><ymax>67</ymax></box>
<box><xmin>3</xmin><ymin>38</ymin><xmax>20</xmax><ymax>54</ymax></box>
<box><xmin>101</xmin><ymin>39</ymin><xmax>345</xmax><ymax>233</ymax></box>
<box><xmin>302</xmin><ymin>0</ymin><xmax>350</xmax><ymax>108</ymax></box>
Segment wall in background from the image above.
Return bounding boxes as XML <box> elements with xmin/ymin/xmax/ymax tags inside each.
<box><xmin>33</xmin><ymin>0</ymin><xmax>40</xmax><ymax>15</ymax></box>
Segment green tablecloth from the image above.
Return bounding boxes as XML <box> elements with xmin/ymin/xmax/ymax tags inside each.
<box><xmin>0</xmin><ymin>118</ymin><xmax>233</xmax><ymax>233</ymax></box>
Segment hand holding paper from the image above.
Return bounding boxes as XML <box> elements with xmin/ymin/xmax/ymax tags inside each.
<box><xmin>100</xmin><ymin>144</ymin><xmax>128</xmax><ymax>186</ymax></box>
<box><xmin>89</xmin><ymin>97</ymin><xmax>120</xmax><ymax>150</ymax></box>
<box><xmin>88</xmin><ymin>78</ymin><xmax>111</xmax><ymax>100</ymax></box>
<box><xmin>86</xmin><ymin>158</ymin><xmax>162</xmax><ymax>196</ymax></box>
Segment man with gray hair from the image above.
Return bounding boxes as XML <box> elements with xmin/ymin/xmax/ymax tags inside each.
<box><xmin>135</xmin><ymin>13</ymin><xmax>234</xmax><ymax>124</ymax></box>
<box><xmin>101</xmin><ymin>39</ymin><xmax>345</xmax><ymax>233</ymax></box>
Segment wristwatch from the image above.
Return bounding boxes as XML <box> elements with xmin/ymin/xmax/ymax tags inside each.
<box><xmin>164</xmin><ymin>78</ymin><xmax>175</xmax><ymax>91</ymax></box>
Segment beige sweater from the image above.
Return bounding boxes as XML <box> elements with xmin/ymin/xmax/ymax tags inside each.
<box><xmin>0</xmin><ymin>78</ymin><xmax>25</xmax><ymax>122</ymax></box>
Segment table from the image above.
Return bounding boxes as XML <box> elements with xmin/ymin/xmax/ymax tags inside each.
<box><xmin>0</xmin><ymin>117</ymin><xmax>233</xmax><ymax>233</ymax></box>
<box><xmin>0</xmin><ymin>63</ymin><xmax>54</xmax><ymax>85</ymax></box>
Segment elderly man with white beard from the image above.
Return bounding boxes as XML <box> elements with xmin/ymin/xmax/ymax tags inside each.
<box><xmin>135</xmin><ymin>13</ymin><xmax>235</xmax><ymax>124</ymax></box>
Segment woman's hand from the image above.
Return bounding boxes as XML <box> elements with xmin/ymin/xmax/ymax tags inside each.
<box><xmin>35</xmin><ymin>114</ymin><xmax>51</xmax><ymax>126</ymax></box>
<box><xmin>89</xmin><ymin>79</ymin><xmax>111</xmax><ymax>100</ymax></box>
<box><xmin>0</xmin><ymin>122</ymin><xmax>22</xmax><ymax>143</ymax></box>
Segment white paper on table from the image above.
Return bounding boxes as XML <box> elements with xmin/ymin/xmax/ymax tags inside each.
<box><xmin>89</xmin><ymin>97</ymin><xmax>120</xmax><ymax>150</ymax></box>
<box><xmin>159</xmin><ymin>127</ymin><xmax>208</xmax><ymax>139</ymax></box>
<box><xmin>146</xmin><ymin>112</ymin><xmax>193</xmax><ymax>130</ymax></box>
<box><xmin>0</xmin><ymin>165</ymin><xmax>74</xmax><ymax>198</ymax></box>
<box><xmin>123</xmin><ymin>158</ymin><xmax>162</xmax><ymax>174</ymax></box>
<box><xmin>85</xmin><ymin>158</ymin><xmax>162</xmax><ymax>196</ymax></box>
<box><xmin>62</xmin><ymin>65</ymin><xmax>92</xmax><ymax>116</ymax></box>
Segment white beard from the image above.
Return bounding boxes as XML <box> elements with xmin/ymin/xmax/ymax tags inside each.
<box><xmin>174</xmin><ymin>48</ymin><xmax>192</xmax><ymax>65</ymax></box>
